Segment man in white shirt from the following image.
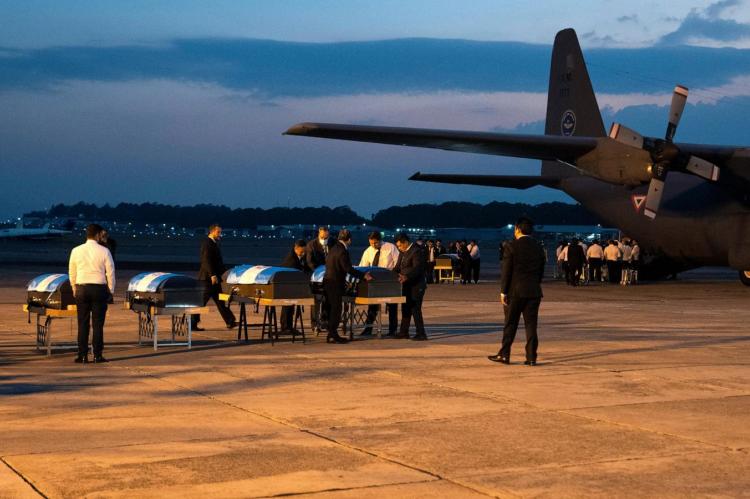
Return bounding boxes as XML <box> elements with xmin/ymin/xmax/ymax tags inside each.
<box><xmin>68</xmin><ymin>224</ymin><xmax>115</xmax><ymax>363</ymax></box>
<box><xmin>603</xmin><ymin>240</ymin><xmax>622</xmax><ymax>284</ymax></box>
<box><xmin>586</xmin><ymin>240</ymin><xmax>604</xmax><ymax>282</ymax></box>
<box><xmin>469</xmin><ymin>240</ymin><xmax>481</xmax><ymax>284</ymax></box>
<box><xmin>359</xmin><ymin>231</ymin><xmax>399</xmax><ymax>335</ymax></box>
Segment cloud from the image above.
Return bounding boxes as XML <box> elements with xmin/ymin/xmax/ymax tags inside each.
<box><xmin>658</xmin><ymin>0</ymin><xmax>750</xmax><ymax>46</ymax></box>
<box><xmin>2</xmin><ymin>37</ymin><xmax>750</xmax><ymax>98</ymax></box>
<box><xmin>616</xmin><ymin>15</ymin><xmax>639</xmax><ymax>23</ymax></box>
<box><xmin>705</xmin><ymin>0</ymin><xmax>740</xmax><ymax>19</ymax></box>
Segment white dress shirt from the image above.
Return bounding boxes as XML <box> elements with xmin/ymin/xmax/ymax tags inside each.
<box><xmin>586</xmin><ymin>244</ymin><xmax>604</xmax><ymax>259</ymax></box>
<box><xmin>69</xmin><ymin>239</ymin><xmax>116</xmax><ymax>294</ymax></box>
<box><xmin>603</xmin><ymin>245</ymin><xmax>622</xmax><ymax>261</ymax></box>
<box><xmin>359</xmin><ymin>241</ymin><xmax>399</xmax><ymax>270</ymax></box>
<box><xmin>469</xmin><ymin>244</ymin><xmax>480</xmax><ymax>260</ymax></box>
<box><xmin>622</xmin><ymin>245</ymin><xmax>633</xmax><ymax>262</ymax></box>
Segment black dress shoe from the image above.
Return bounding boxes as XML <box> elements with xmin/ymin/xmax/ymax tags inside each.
<box><xmin>326</xmin><ymin>334</ymin><xmax>349</xmax><ymax>344</ymax></box>
<box><xmin>226</xmin><ymin>321</ymin><xmax>238</xmax><ymax>329</ymax></box>
<box><xmin>359</xmin><ymin>327</ymin><xmax>373</xmax><ymax>336</ymax></box>
<box><xmin>394</xmin><ymin>333</ymin><xmax>410</xmax><ymax>339</ymax></box>
<box><xmin>93</xmin><ymin>356</ymin><xmax>109</xmax><ymax>363</ymax></box>
<box><xmin>487</xmin><ymin>355</ymin><xmax>510</xmax><ymax>364</ymax></box>
<box><xmin>411</xmin><ymin>334</ymin><xmax>428</xmax><ymax>341</ymax></box>
<box><xmin>192</xmin><ymin>325</ymin><xmax>205</xmax><ymax>332</ymax></box>
<box><xmin>74</xmin><ymin>355</ymin><xmax>88</xmax><ymax>364</ymax></box>
<box><xmin>524</xmin><ymin>360</ymin><xmax>537</xmax><ymax>366</ymax></box>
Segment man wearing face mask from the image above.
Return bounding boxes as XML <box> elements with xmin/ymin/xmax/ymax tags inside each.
<box><xmin>306</xmin><ymin>226</ymin><xmax>336</xmax><ymax>330</ymax></box>
<box><xmin>192</xmin><ymin>223</ymin><xmax>236</xmax><ymax>331</ymax></box>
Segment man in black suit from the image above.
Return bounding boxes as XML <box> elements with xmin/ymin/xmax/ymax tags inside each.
<box><xmin>394</xmin><ymin>232</ymin><xmax>428</xmax><ymax>340</ymax></box>
<box><xmin>566</xmin><ymin>238</ymin><xmax>585</xmax><ymax>286</ymax></box>
<box><xmin>279</xmin><ymin>239</ymin><xmax>309</xmax><ymax>332</ymax></box>
<box><xmin>191</xmin><ymin>223</ymin><xmax>236</xmax><ymax>331</ymax></box>
<box><xmin>306</xmin><ymin>226</ymin><xmax>336</xmax><ymax>330</ymax></box>
<box><xmin>324</xmin><ymin>229</ymin><xmax>372</xmax><ymax>344</ymax></box>
<box><xmin>489</xmin><ymin>217</ymin><xmax>546</xmax><ymax>365</ymax></box>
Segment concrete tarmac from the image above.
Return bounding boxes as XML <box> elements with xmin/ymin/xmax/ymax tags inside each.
<box><xmin>1</xmin><ymin>271</ymin><xmax>749</xmax><ymax>498</ymax></box>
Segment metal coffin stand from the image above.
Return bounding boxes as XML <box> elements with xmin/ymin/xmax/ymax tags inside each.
<box><xmin>311</xmin><ymin>266</ymin><xmax>405</xmax><ymax>340</ymax></box>
<box><xmin>223</xmin><ymin>265</ymin><xmax>313</xmax><ymax>345</ymax></box>
<box><xmin>435</xmin><ymin>254</ymin><xmax>461</xmax><ymax>284</ymax></box>
<box><xmin>25</xmin><ymin>274</ymin><xmax>79</xmax><ymax>356</ymax></box>
<box><xmin>126</xmin><ymin>272</ymin><xmax>207</xmax><ymax>351</ymax></box>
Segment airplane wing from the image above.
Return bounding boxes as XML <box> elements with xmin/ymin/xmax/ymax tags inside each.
<box><xmin>284</xmin><ymin>123</ymin><xmax>598</xmax><ymax>162</ymax></box>
<box><xmin>408</xmin><ymin>172</ymin><xmax>560</xmax><ymax>190</ymax></box>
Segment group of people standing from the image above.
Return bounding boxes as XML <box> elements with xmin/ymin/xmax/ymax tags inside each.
<box><xmin>289</xmin><ymin>226</ymin><xmax>428</xmax><ymax>344</ymax></box>
<box><xmin>556</xmin><ymin>238</ymin><xmax>640</xmax><ymax>285</ymax></box>
<box><xmin>65</xmin><ymin>219</ymin><xmax>544</xmax><ymax>366</ymax></box>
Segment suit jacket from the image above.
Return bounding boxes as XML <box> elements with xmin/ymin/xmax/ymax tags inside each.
<box><xmin>500</xmin><ymin>236</ymin><xmax>546</xmax><ymax>298</ymax></box>
<box><xmin>281</xmin><ymin>250</ymin><xmax>309</xmax><ymax>273</ymax></box>
<box><xmin>198</xmin><ymin>237</ymin><xmax>226</xmax><ymax>281</ymax></box>
<box><xmin>324</xmin><ymin>241</ymin><xmax>365</xmax><ymax>286</ymax></box>
<box><xmin>567</xmin><ymin>244</ymin><xmax>585</xmax><ymax>266</ymax></box>
<box><xmin>394</xmin><ymin>244</ymin><xmax>427</xmax><ymax>295</ymax></box>
<box><xmin>306</xmin><ymin>238</ymin><xmax>336</xmax><ymax>272</ymax></box>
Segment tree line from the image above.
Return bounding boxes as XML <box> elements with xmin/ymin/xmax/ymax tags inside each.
<box><xmin>26</xmin><ymin>200</ymin><xmax>601</xmax><ymax>229</ymax></box>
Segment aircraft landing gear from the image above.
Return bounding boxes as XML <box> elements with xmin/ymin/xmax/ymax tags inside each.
<box><xmin>739</xmin><ymin>271</ymin><xmax>750</xmax><ymax>286</ymax></box>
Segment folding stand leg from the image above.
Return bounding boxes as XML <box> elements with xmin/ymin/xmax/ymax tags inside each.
<box><xmin>349</xmin><ymin>302</ymin><xmax>354</xmax><ymax>341</ymax></box>
<box><xmin>238</xmin><ymin>302</ymin><xmax>248</xmax><ymax>342</ymax></box>
<box><xmin>376</xmin><ymin>304</ymin><xmax>382</xmax><ymax>339</ymax></box>
<box><xmin>271</xmin><ymin>307</ymin><xmax>278</xmax><ymax>344</ymax></box>
<box><xmin>293</xmin><ymin>305</ymin><xmax>305</xmax><ymax>343</ymax></box>
<box><xmin>153</xmin><ymin>313</ymin><xmax>159</xmax><ymax>352</ymax></box>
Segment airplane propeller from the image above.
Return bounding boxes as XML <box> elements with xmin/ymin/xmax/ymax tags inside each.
<box><xmin>609</xmin><ymin>85</ymin><xmax>720</xmax><ymax>219</ymax></box>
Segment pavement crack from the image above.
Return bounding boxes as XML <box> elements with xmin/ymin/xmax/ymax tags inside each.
<box><xmin>113</xmin><ymin>363</ymin><xmax>501</xmax><ymax>498</ymax></box>
<box><xmin>253</xmin><ymin>478</ymin><xmax>437</xmax><ymax>498</ymax></box>
<box><xmin>1</xmin><ymin>456</ymin><xmax>48</xmax><ymax>498</ymax></box>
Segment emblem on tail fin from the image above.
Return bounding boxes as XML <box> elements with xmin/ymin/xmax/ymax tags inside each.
<box><xmin>631</xmin><ymin>194</ymin><xmax>646</xmax><ymax>212</ymax></box>
<box><xmin>561</xmin><ymin>110</ymin><xmax>576</xmax><ymax>136</ymax></box>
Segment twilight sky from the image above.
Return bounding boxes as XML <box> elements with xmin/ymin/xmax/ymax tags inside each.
<box><xmin>1</xmin><ymin>0</ymin><xmax>750</xmax><ymax>219</ymax></box>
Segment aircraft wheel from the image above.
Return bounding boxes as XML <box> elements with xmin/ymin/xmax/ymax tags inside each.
<box><xmin>739</xmin><ymin>270</ymin><xmax>750</xmax><ymax>286</ymax></box>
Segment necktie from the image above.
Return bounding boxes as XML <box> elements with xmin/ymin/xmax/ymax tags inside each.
<box><xmin>373</xmin><ymin>249</ymin><xmax>381</xmax><ymax>267</ymax></box>
<box><xmin>323</xmin><ymin>242</ymin><xmax>328</xmax><ymax>256</ymax></box>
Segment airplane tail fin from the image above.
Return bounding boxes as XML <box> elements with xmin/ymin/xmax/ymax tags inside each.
<box><xmin>542</xmin><ymin>28</ymin><xmax>605</xmax><ymax>178</ymax></box>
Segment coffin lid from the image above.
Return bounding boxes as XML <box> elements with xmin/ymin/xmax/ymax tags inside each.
<box><xmin>311</xmin><ymin>265</ymin><xmax>395</xmax><ymax>283</ymax></box>
<box><xmin>127</xmin><ymin>272</ymin><xmax>196</xmax><ymax>292</ymax></box>
<box><xmin>226</xmin><ymin>265</ymin><xmax>304</xmax><ymax>285</ymax></box>
<box><xmin>27</xmin><ymin>273</ymin><xmax>69</xmax><ymax>292</ymax></box>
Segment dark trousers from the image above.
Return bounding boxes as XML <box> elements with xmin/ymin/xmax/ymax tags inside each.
<box><xmin>461</xmin><ymin>260</ymin><xmax>472</xmax><ymax>284</ymax></box>
<box><xmin>500</xmin><ymin>297</ymin><xmax>541</xmax><ymax>361</ymax></box>
<box><xmin>280</xmin><ymin>306</ymin><xmax>295</xmax><ymax>331</ymax></box>
<box><xmin>400</xmin><ymin>286</ymin><xmax>426</xmax><ymax>337</ymax></box>
<box><xmin>568</xmin><ymin>261</ymin><xmax>583</xmax><ymax>285</ymax></box>
<box><xmin>426</xmin><ymin>262</ymin><xmax>436</xmax><ymax>283</ymax></box>
<box><xmin>365</xmin><ymin>303</ymin><xmax>398</xmax><ymax>333</ymax></box>
<box><xmin>471</xmin><ymin>259</ymin><xmax>480</xmax><ymax>283</ymax></box>
<box><xmin>312</xmin><ymin>297</ymin><xmax>328</xmax><ymax>328</ymax></box>
<box><xmin>75</xmin><ymin>284</ymin><xmax>108</xmax><ymax>357</ymax></box>
<box><xmin>606</xmin><ymin>261</ymin><xmax>620</xmax><ymax>283</ymax></box>
<box><xmin>589</xmin><ymin>258</ymin><xmax>602</xmax><ymax>282</ymax></box>
<box><xmin>324</xmin><ymin>279</ymin><xmax>344</xmax><ymax>337</ymax></box>
<box><xmin>192</xmin><ymin>281</ymin><xmax>235</xmax><ymax>327</ymax></box>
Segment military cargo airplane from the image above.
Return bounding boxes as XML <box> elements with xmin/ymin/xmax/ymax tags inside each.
<box><xmin>285</xmin><ymin>28</ymin><xmax>750</xmax><ymax>285</ymax></box>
